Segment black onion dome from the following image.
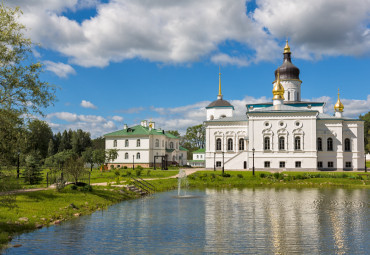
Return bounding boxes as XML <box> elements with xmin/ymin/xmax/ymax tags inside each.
<box><xmin>207</xmin><ymin>99</ymin><xmax>233</xmax><ymax>108</ymax></box>
<box><xmin>274</xmin><ymin>51</ymin><xmax>300</xmax><ymax>80</ymax></box>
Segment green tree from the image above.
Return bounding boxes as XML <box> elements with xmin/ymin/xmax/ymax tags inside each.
<box><xmin>71</xmin><ymin>129</ymin><xmax>91</xmax><ymax>156</ymax></box>
<box><xmin>167</xmin><ymin>130</ymin><xmax>181</xmax><ymax>138</ymax></box>
<box><xmin>360</xmin><ymin>111</ymin><xmax>370</xmax><ymax>153</ymax></box>
<box><xmin>64</xmin><ymin>156</ymin><xmax>87</xmax><ymax>184</ymax></box>
<box><xmin>184</xmin><ymin>124</ymin><xmax>205</xmax><ymax>149</ymax></box>
<box><xmin>47</xmin><ymin>139</ymin><xmax>55</xmax><ymax>157</ymax></box>
<box><xmin>92</xmin><ymin>136</ymin><xmax>105</xmax><ymax>150</ymax></box>
<box><xmin>23</xmin><ymin>152</ymin><xmax>43</xmax><ymax>185</ymax></box>
<box><xmin>106</xmin><ymin>149</ymin><xmax>119</xmax><ymax>165</ymax></box>
<box><xmin>93</xmin><ymin>149</ymin><xmax>105</xmax><ymax>169</ymax></box>
<box><xmin>82</xmin><ymin>147</ymin><xmax>94</xmax><ymax>171</ymax></box>
<box><xmin>59</xmin><ymin>130</ymin><xmax>71</xmax><ymax>152</ymax></box>
<box><xmin>44</xmin><ymin>150</ymin><xmax>75</xmax><ymax>172</ymax></box>
<box><xmin>26</xmin><ymin>119</ymin><xmax>53</xmax><ymax>159</ymax></box>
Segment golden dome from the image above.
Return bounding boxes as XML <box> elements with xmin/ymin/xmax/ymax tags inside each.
<box><xmin>284</xmin><ymin>40</ymin><xmax>291</xmax><ymax>53</ymax></box>
<box><xmin>272</xmin><ymin>71</ymin><xmax>285</xmax><ymax>100</ymax></box>
<box><xmin>334</xmin><ymin>89</ymin><xmax>344</xmax><ymax>112</ymax></box>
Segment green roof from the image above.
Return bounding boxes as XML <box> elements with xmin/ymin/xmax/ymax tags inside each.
<box><xmin>166</xmin><ymin>148</ymin><xmax>175</xmax><ymax>153</ymax></box>
<box><xmin>104</xmin><ymin>125</ymin><xmax>180</xmax><ymax>139</ymax></box>
<box><xmin>193</xmin><ymin>148</ymin><xmax>205</xmax><ymax>153</ymax></box>
<box><xmin>179</xmin><ymin>146</ymin><xmax>188</xmax><ymax>151</ymax></box>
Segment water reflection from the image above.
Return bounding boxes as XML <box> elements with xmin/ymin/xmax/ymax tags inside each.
<box><xmin>6</xmin><ymin>188</ymin><xmax>369</xmax><ymax>254</ymax></box>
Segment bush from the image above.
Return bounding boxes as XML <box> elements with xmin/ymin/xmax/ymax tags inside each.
<box><xmin>222</xmin><ymin>173</ymin><xmax>231</xmax><ymax>177</ymax></box>
<box><xmin>146</xmin><ymin>169</ymin><xmax>151</xmax><ymax>176</ymax></box>
<box><xmin>210</xmin><ymin>173</ymin><xmax>216</xmax><ymax>179</ymax></box>
<box><xmin>115</xmin><ymin>169</ymin><xmax>120</xmax><ymax>176</ymax></box>
<box><xmin>273</xmin><ymin>172</ymin><xmax>282</xmax><ymax>179</ymax></box>
<box><xmin>260</xmin><ymin>173</ymin><xmax>266</xmax><ymax>178</ymax></box>
<box><xmin>115</xmin><ymin>177</ymin><xmax>120</xmax><ymax>185</ymax></box>
<box><xmin>110</xmin><ymin>165</ymin><xmax>115</xmax><ymax>170</ymax></box>
<box><xmin>135</xmin><ymin>168</ymin><xmax>142</xmax><ymax>176</ymax></box>
<box><xmin>125</xmin><ymin>169</ymin><xmax>132</xmax><ymax>176</ymax></box>
<box><xmin>237</xmin><ymin>174</ymin><xmax>243</xmax><ymax>178</ymax></box>
<box><xmin>136</xmin><ymin>165</ymin><xmax>143</xmax><ymax>170</ymax></box>
<box><xmin>123</xmin><ymin>166</ymin><xmax>127</xmax><ymax>169</ymax></box>
<box><xmin>23</xmin><ymin>152</ymin><xmax>43</xmax><ymax>185</ymax></box>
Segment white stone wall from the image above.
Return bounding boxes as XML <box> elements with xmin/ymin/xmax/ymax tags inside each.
<box><xmin>278</xmin><ymin>80</ymin><xmax>302</xmax><ymax>102</ymax></box>
<box><xmin>206</xmin><ymin>107</ymin><xmax>233</xmax><ymax>121</ymax></box>
<box><xmin>193</xmin><ymin>153</ymin><xmax>205</xmax><ymax>160</ymax></box>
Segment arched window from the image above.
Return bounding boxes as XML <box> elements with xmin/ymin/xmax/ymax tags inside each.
<box><xmin>295</xmin><ymin>137</ymin><xmax>301</xmax><ymax>150</ymax></box>
<box><xmin>125</xmin><ymin>139</ymin><xmax>129</xmax><ymax>147</ymax></box>
<box><xmin>136</xmin><ymin>152</ymin><xmax>140</xmax><ymax>159</ymax></box>
<box><xmin>170</xmin><ymin>142</ymin><xmax>174</xmax><ymax>149</ymax></box>
<box><xmin>344</xmin><ymin>138</ymin><xmax>351</xmax><ymax>151</ymax></box>
<box><xmin>216</xmin><ymin>138</ymin><xmax>221</xmax><ymax>151</ymax></box>
<box><xmin>176</xmin><ymin>142</ymin><xmax>178</xmax><ymax>149</ymax></box>
<box><xmin>162</xmin><ymin>140</ymin><xmax>164</xmax><ymax>147</ymax></box>
<box><xmin>125</xmin><ymin>153</ymin><xmax>128</xmax><ymax>159</ymax></box>
<box><xmin>136</xmin><ymin>139</ymin><xmax>140</xmax><ymax>147</ymax></box>
<box><xmin>317</xmin><ymin>138</ymin><xmax>322</xmax><ymax>151</ymax></box>
<box><xmin>264</xmin><ymin>137</ymin><xmax>270</xmax><ymax>150</ymax></box>
<box><xmin>327</xmin><ymin>138</ymin><xmax>333</xmax><ymax>151</ymax></box>
<box><xmin>239</xmin><ymin>138</ymin><xmax>244</xmax><ymax>150</ymax></box>
<box><xmin>113</xmin><ymin>140</ymin><xmax>117</xmax><ymax>147</ymax></box>
<box><xmin>165</xmin><ymin>141</ymin><xmax>168</xmax><ymax>148</ymax></box>
<box><xmin>279</xmin><ymin>137</ymin><xmax>285</xmax><ymax>150</ymax></box>
<box><xmin>155</xmin><ymin>139</ymin><xmax>159</xmax><ymax>147</ymax></box>
<box><xmin>227</xmin><ymin>138</ymin><xmax>233</xmax><ymax>151</ymax></box>
<box><xmin>297</xmin><ymin>92</ymin><xmax>300</xmax><ymax>101</ymax></box>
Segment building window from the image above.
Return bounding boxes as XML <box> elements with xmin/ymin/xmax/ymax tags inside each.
<box><xmin>176</xmin><ymin>142</ymin><xmax>178</xmax><ymax>149</ymax></box>
<box><xmin>162</xmin><ymin>140</ymin><xmax>164</xmax><ymax>147</ymax></box>
<box><xmin>113</xmin><ymin>140</ymin><xmax>117</xmax><ymax>147</ymax></box>
<box><xmin>264</xmin><ymin>137</ymin><xmax>271</xmax><ymax>150</ymax></box>
<box><xmin>317</xmin><ymin>161</ymin><xmax>323</xmax><ymax>168</ymax></box>
<box><xmin>345</xmin><ymin>162</ymin><xmax>352</xmax><ymax>168</ymax></box>
<box><xmin>327</xmin><ymin>138</ymin><xmax>333</xmax><ymax>151</ymax></box>
<box><xmin>155</xmin><ymin>139</ymin><xmax>159</xmax><ymax>148</ymax></box>
<box><xmin>216</xmin><ymin>161</ymin><xmax>221</xmax><ymax>167</ymax></box>
<box><xmin>197</xmin><ymin>155</ymin><xmax>199</xmax><ymax>159</ymax></box>
<box><xmin>239</xmin><ymin>138</ymin><xmax>244</xmax><ymax>150</ymax></box>
<box><xmin>137</xmin><ymin>139</ymin><xmax>141</xmax><ymax>147</ymax></box>
<box><xmin>170</xmin><ymin>142</ymin><xmax>174</xmax><ymax>149</ymax></box>
<box><xmin>295</xmin><ymin>161</ymin><xmax>301</xmax><ymax>168</ymax></box>
<box><xmin>216</xmin><ymin>138</ymin><xmax>222</xmax><ymax>151</ymax></box>
<box><xmin>264</xmin><ymin>161</ymin><xmax>270</xmax><ymax>168</ymax></box>
<box><xmin>279</xmin><ymin>161</ymin><xmax>285</xmax><ymax>168</ymax></box>
<box><xmin>165</xmin><ymin>141</ymin><xmax>167</xmax><ymax>148</ymax></box>
<box><xmin>344</xmin><ymin>138</ymin><xmax>351</xmax><ymax>151</ymax></box>
<box><xmin>125</xmin><ymin>153</ymin><xmax>129</xmax><ymax>159</ymax></box>
<box><xmin>317</xmin><ymin>138</ymin><xmax>322</xmax><ymax>151</ymax></box>
<box><xmin>279</xmin><ymin>137</ymin><xmax>285</xmax><ymax>150</ymax></box>
<box><xmin>295</xmin><ymin>136</ymin><xmax>301</xmax><ymax>150</ymax></box>
<box><xmin>288</xmin><ymin>91</ymin><xmax>290</xmax><ymax>101</ymax></box>
<box><xmin>227</xmin><ymin>138</ymin><xmax>233</xmax><ymax>151</ymax></box>
<box><xmin>328</xmin><ymin>161</ymin><xmax>334</xmax><ymax>168</ymax></box>
<box><xmin>125</xmin><ymin>139</ymin><xmax>129</xmax><ymax>147</ymax></box>
<box><xmin>136</xmin><ymin>153</ymin><xmax>140</xmax><ymax>159</ymax></box>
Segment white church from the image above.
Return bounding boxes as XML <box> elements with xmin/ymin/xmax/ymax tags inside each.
<box><xmin>205</xmin><ymin>41</ymin><xmax>365</xmax><ymax>171</ymax></box>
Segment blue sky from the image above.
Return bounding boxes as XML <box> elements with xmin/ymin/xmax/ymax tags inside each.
<box><xmin>9</xmin><ymin>0</ymin><xmax>370</xmax><ymax>137</ymax></box>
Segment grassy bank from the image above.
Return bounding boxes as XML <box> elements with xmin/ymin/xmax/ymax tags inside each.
<box><xmin>147</xmin><ymin>171</ymin><xmax>370</xmax><ymax>191</ymax></box>
<box><xmin>0</xmin><ymin>186</ymin><xmax>137</xmax><ymax>250</ymax></box>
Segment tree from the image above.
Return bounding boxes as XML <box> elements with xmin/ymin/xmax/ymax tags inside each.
<box><xmin>184</xmin><ymin>124</ymin><xmax>205</xmax><ymax>149</ymax></box>
<box><xmin>92</xmin><ymin>136</ymin><xmax>105</xmax><ymax>150</ymax></box>
<box><xmin>26</xmin><ymin>119</ymin><xmax>53</xmax><ymax>159</ymax></box>
<box><xmin>106</xmin><ymin>149</ymin><xmax>119</xmax><ymax>165</ymax></box>
<box><xmin>44</xmin><ymin>150</ymin><xmax>75</xmax><ymax>172</ymax></box>
<box><xmin>71</xmin><ymin>129</ymin><xmax>91</xmax><ymax>156</ymax></box>
<box><xmin>23</xmin><ymin>152</ymin><xmax>43</xmax><ymax>185</ymax></box>
<box><xmin>82</xmin><ymin>147</ymin><xmax>94</xmax><ymax>171</ymax></box>
<box><xmin>167</xmin><ymin>130</ymin><xmax>181</xmax><ymax>138</ymax></box>
<box><xmin>59</xmin><ymin>130</ymin><xmax>71</xmax><ymax>152</ymax></box>
<box><xmin>47</xmin><ymin>139</ymin><xmax>55</xmax><ymax>157</ymax></box>
<box><xmin>360</xmin><ymin>111</ymin><xmax>370</xmax><ymax>153</ymax></box>
<box><xmin>0</xmin><ymin>4</ymin><xmax>55</xmax><ymax>116</ymax></box>
<box><xmin>64</xmin><ymin>156</ymin><xmax>87</xmax><ymax>184</ymax></box>
<box><xmin>93</xmin><ymin>149</ymin><xmax>106</xmax><ymax>169</ymax></box>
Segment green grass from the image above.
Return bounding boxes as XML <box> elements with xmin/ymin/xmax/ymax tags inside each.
<box><xmin>147</xmin><ymin>171</ymin><xmax>370</xmax><ymax>191</ymax></box>
<box><xmin>366</xmin><ymin>161</ymin><xmax>370</xmax><ymax>168</ymax></box>
<box><xmin>0</xmin><ymin>186</ymin><xmax>137</xmax><ymax>250</ymax></box>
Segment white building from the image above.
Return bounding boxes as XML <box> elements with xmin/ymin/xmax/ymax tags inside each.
<box><xmin>104</xmin><ymin>120</ymin><xmax>188</xmax><ymax>168</ymax></box>
<box><xmin>205</xmin><ymin>41</ymin><xmax>365</xmax><ymax>171</ymax></box>
<box><xmin>188</xmin><ymin>148</ymin><xmax>206</xmax><ymax>167</ymax></box>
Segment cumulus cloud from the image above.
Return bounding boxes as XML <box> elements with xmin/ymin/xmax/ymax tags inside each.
<box><xmin>80</xmin><ymin>100</ymin><xmax>97</xmax><ymax>109</ymax></box>
<box><xmin>112</xmin><ymin>115</ymin><xmax>124</xmax><ymax>122</ymax></box>
<box><xmin>211</xmin><ymin>53</ymin><xmax>250</xmax><ymax>67</ymax></box>
<box><xmin>44</xmin><ymin>60</ymin><xmax>76</xmax><ymax>78</ymax></box>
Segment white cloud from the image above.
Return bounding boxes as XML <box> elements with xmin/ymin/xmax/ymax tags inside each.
<box><xmin>80</xmin><ymin>100</ymin><xmax>97</xmax><ymax>109</ymax></box>
<box><xmin>44</xmin><ymin>60</ymin><xmax>76</xmax><ymax>78</ymax></box>
<box><xmin>117</xmin><ymin>107</ymin><xmax>145</xmax><ymax>114</ymax></box>
<box><xmin>211</xmin><ymin>53</ymin><xmax>250</xmax><ymax>67</ymax></box>
<box><xmin>112</xmin><ymin>115</ymin><xmax>124</xmax><ymax>122</ymax></box>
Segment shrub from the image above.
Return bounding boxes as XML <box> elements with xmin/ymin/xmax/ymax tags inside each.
<box><xmin>146</xmin><ymin>169</ymin><xmax>151</xmax><ymax>176</ymax></box>
<box><xmin>125</xmin><ymin>169</ymin><xmax>132</xmax><ymax>176</ymax></box>
<box><xmin>110</xmin><ymin>165</ymin><xmax>114</xmax><ymax>170</ymax></box>
<box><xmin>115</xmin><ymin>169</ymin><xmax>120</xmax><ymax>176</ymax></box>
<box><xmin>210</xmin><ymin>173</ymin><xmax>216</xmax><ymax>179</ymax></box>
<box><xmin>273</xmin><ymin>172</ymin><xmax>281</xmax><ymax>179</ymax></box>
<box><xmin>135</xmin><ymin>169</ymin><xmax>142</xmax><ymax>176</ymax></box>
<box><xmin>23</xmin><ymin>152</ymin><xmax>43</xmax><ymax>185</ymax></box>
<box><xmin>115</xmin><ymin>177</ymin><xmax>120</xmax><ymax>185</ymax></box>
<box><xmin>78</xmin><ymin>185</ymin><xmax>92</xmax><ymax>192</ymax></box>
<box><xmin>260</xmin><ymin>173</ymin><xmax>266</xmax><ymax>178</ymax></box>
<box><xmin>222</xmin><ymin>173</ymin><xmax>231</xmax><ymax>177</ymax></box>
<box><xmin>136</xmin><ymin>165</ymin><xmax>143</xmax><ymax>170</ymax></box>
<box><xmin>123</xmin><ymin>166</ymin><xmax>127</xmax><ymax>169</ymax></box>
<box><xmin>237</xmin><ymin>174</ymin><xmax>243</xmax><ymax>178</ymax></box>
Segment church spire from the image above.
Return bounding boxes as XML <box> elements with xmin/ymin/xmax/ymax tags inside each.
<box><xmin>272</xmin><ymin>71</ymin><xmax>285</xmax><ymax>105</ymax></box>
<box><xmin>217</xmin><ymin>66</ymin><xmax>222</xmax><ymax>100</ymax></box>
<box><xmin>284</xmin><ymin>40</ymin><xmax>291</xmax><ymax>53</ymax></box>
<box><xmin>334</xmin><ymin>89</ymin><xmax>344</xmax><ymax>117</ymax></box>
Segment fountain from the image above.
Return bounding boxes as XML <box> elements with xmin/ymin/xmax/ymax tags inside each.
<box><xmin>177</xmin><ymin>169</ymin><xmax>188</xmax><ymax>197</ymax></box>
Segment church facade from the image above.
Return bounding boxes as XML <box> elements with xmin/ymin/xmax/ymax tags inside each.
<box><xmin>204</xmin><ymin>41</ymin><xmax>365</xmax><ymax>171</ymax></box>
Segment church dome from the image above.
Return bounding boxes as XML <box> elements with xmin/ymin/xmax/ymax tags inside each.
<box><xmin>207</xmin><ymin>98</ymin><xmax>233</xmax><ymax>108</ymax></box>
<box><xmin>274</xmin><ymin>40</ymin><xmax>300</xmax><ymax>80</ymax></box>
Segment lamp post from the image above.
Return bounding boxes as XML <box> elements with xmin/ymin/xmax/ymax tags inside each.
<box><xmin>222</xmin><ymin>151</ymin><xmax>225</xmax><ymax>175</ymax></box>
<box><xmin>365</xmin><ymin>154</ymin><xmax>367</xmax><ymax>173</ymax></box>
<box><xmin>252</xmin><ymin>148</ymin><xmax>255</xmax><ymax>176</ymax></box>
<box><xmin>17</xmin><ymin>150</ymin><xmax>20</xmax><ymax>179</ymax></box>
<box><xmin>214</xmin><ymin>152</ymin><xmax>216</xmax><ymax>171</ymax></box>
<box><xmin>132</xmin><ymin>155</ymin><xmax>135</xmax><ymax>170</ymax></box>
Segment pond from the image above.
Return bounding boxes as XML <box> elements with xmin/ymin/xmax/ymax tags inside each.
<box><xmin>5</xmin><ymin>188</ymin><xmax>369</xmax><ymax>254</ymax></box>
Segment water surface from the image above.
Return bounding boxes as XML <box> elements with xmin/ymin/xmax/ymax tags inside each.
<box><xmin>6</xmin><ymin>188</ymin><xmax>369</xmax><ymax>254</ymax></box>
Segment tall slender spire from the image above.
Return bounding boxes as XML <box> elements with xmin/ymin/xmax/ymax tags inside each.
<box><xmin>284</xmin><ymin>39</ymin><xmax>291</xmax><ymax>53</ymax></box>
<box><xmin>217</xmin><ymin>66</ymin><xmax>222</xmax><ymax>100</ymax></box>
